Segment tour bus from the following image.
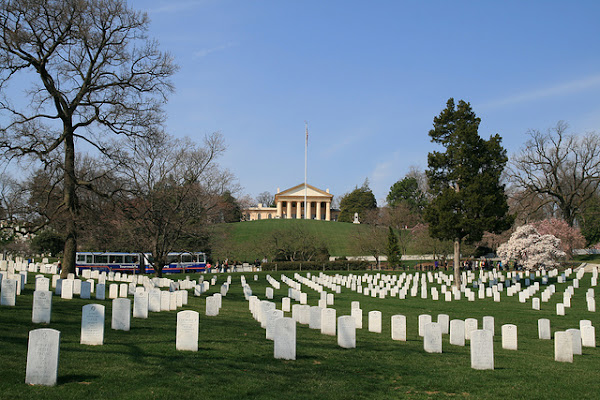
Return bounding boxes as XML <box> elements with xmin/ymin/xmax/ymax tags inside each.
<box><xmin>75</xmin><ymin>251</ymin><xmax>207</xmax><ymax>274</ymax></box>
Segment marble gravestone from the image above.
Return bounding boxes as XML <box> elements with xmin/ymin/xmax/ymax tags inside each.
<box><xmin>274</xmin><ymin>317</ymin><xmax>296</xmax><ymax>360</ymax></box>
<box><xmin>368</xmin><ymin>310</ymin><xmax>382</xmax><ymax>333</ymax></box>
<box><xmin>81</xmin><ymin>304</ymin><xmax>105</xmax><ymax>345</ymax></box>
<box><xmin>1</xmin><ymin>278</ymin><xmax>17</xmax><ymax>306</ymax></box>
<box><xmin>321</xmin><ymin>308</ymin><xmax>337</xmax><ymax>336</ymax></box>
<box><xmin>338</xmin><ymin>315</ymin><xmax>356</xmax><ymax>349</ymax></box>
<box><xmin>450</xmin><ymin>319</ymin><xmax>465</xmax><ymax>346</ymax></box>
<box><xmin>176</xmin><ymin>310</ymin><xmax>199</xmax><ymax>351</ymax></box>
<box><xmin>32</xmin><ymin>290</ymin><xmax>52</xmax><ymax>324</ymax></box>
<box><xmin>133</xmin><ymin>291</ymin><xmax>149</xmax><ymax>319</ymax></box>
<box><xmin>501</xmin><ymin>324</ymin><xmax>518</xmax><ymax>350</ymax></box>
<box><xmin>391</xmin><ymin>315</ymin><xmax>406</xmax><ymax>341</ymax></box>
<box><xmin>25</xmin><ymin>328</ymin><xmax>61</xmax><ymax>386</ymax></box>
<box><xmin>554</xmin><ymin>331</ymin><xmax>573</xmax><ymax>362</ymax></box>
<box><xmin>111</xmin><ymin>298</ymin><xmax>131</xmax><ymax>331</ymax></box>
<box><xmin>538</xmin><ymin>319</ymin><xmax>551</xmax><ymax>340</ymax></box>
<box><xmin>424</xmin><ymin>322</ymin><xmax>442</xmax><ymax>353</ymax></box>
<box><xmin>96</xmin><ymin>283</ymin><xmax>106</xmax><ymax>300</ymax></box>
<box><xmin>470</xmin><ymin>329</ymin><xmax>494</xmax><ymax>370</ymax></box>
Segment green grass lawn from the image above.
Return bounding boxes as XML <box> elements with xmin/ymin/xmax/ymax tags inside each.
<box><xmin>212</xmin><ymin>219</ymin><xmax>377</xmax><ymax>260</ymax></box>
<box><xmin>1</xmin><ymin>269</ymin><xmax>599</xmax><ymax>399</ymax></box>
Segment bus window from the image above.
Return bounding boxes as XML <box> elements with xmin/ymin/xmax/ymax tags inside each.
<box><xmin>181</xmin><ymin>254</ymin><xmax>193</xmax><ymax>263</ymax></box>
<box><xmin>124</xmin><ymin>255</ymin><xmax>138</xmax><ymax>264</ymax></box>
<box><xmin>77</xmin><ymin>254</ymin><xmax>86</xmax><ymax>262</ymax></box>
<box><xmin>167</xmin><ymin>254</ymin><xmax>179</xmax><ymax>264</ymax></box>
<box><xmin>109</xmin><ymin>255</ymin><xmax>124</xmax><ymax>264</ymax></box>
<box><xmin>95</xmin><ymin>255</ymin><xmax>108</xmax><ymax>264</ymax></box>
<box><xmin>86</xmin><ymin>255</ymin><xmax>93</xmax><ymax>263</ymax></box>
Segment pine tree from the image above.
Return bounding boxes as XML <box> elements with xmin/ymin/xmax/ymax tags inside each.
<box><xmin>386</xmin><ymin>226</ymin><xmax>401</xmax><ymax>270</ymax></box>
<box><xmin>424</xmin><ymin>98</ymin><xmax>513</xmax><ymax>286</ymax></box>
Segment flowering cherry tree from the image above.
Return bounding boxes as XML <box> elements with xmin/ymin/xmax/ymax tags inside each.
<box><xmin>531</xmin><ymin>218</ymin><xmax>585</xmax><ymax>257</ymax></box>
<box><xmin>497</xmin><ymin>225</ymin><xmax>566</xmax><ymax>269</ymax></box>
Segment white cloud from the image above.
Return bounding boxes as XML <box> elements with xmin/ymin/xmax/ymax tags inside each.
<box><xmin>482</xmin><ymin>73</ymin><xmax>600</xmax><ymax>109</ymax></box>
<box><xmin>193</xmin><ymin>42</ymin><xmax>237</xmax><ymax>58</ymax></box>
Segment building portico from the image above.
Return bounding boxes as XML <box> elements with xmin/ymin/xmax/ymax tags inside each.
<box><xmin>244</xmin><ymin>183</ymin><xmax>339</xmax><ymax>221</ymax></box>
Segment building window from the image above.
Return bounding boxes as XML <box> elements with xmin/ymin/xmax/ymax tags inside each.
<box><xmin>268</xmin><ymin>214</ymin><xmax>272</xmax><ymax>219</ymax></box>
<box><xmin>257</xmin><ymin>214</ymin><xmax>261</xmax><ymax>220</ymax></box>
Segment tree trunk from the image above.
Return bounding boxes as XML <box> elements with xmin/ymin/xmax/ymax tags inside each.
<box><xmin>60</xmin><ymin>130</ymin><xmax>77</xmax><ymax>279</ymax></box>
<box><xmin>453</xmin><ymin>238</ymin><xmax>461</xmax><ymax>288</ymax></box>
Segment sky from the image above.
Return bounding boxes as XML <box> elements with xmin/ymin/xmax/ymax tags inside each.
<box><xmin>128</xmin><ymin>0</ymin><xmax>600</xmax><ymax>205</ymax></box>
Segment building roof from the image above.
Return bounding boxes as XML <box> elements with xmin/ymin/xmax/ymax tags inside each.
<box><xmin>275</xmin><ymin>183</ymin><xmax>333</xmax><ymax>200</ymax></box>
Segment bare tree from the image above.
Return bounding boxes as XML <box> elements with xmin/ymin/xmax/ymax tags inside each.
<box><xmin>350</xmin><ymin>225</ymin><xmax>387</xmax><ymax>270</ymax></box>
<box><xmin>118</xmin><ymin>131</ymin><xmax>234</xmax><ymax>277</ymax></box>
<box><xmin>0</xmin><ymin>0</ymin><xmax>176</xmax><ymax>276</ymax></box>
<box><xmin>256</xmin><ymin>191</ymin><xmax>274</xmax><ymax>207</ymax></box>
<box><xmin>508</xmin><ymin>121</ymin><xmax>600</xmax><ymax>226</ymax></box>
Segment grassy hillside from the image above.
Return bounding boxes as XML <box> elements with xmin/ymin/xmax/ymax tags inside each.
<box><xmin>210</xmin><ymin>219</ymin><xmax>376</xmax><ymax>261</ymax></box>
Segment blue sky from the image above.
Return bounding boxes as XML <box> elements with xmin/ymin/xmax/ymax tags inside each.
<box><xmin>129</xmin><ymin>0</ymin><xmax>600</xmax><ymax>204</ymax></box>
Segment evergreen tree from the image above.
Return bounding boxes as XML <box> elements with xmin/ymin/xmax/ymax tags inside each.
<box><xmin>424</xmin><ymin>98</ymin><xmax>513</xmax><ymax>286</ymax></box>
<box><xmin>386</xmin><ymin>226</ymin><xmax>401</xmax><ymax>270</ymax></box>
<box><xmin>338</xmin><ymin>182</ymin><xmax>377</xmax><ymax>223</ymax></box>
<box><xmin>387</xmin><ymin>176</ymin><xmax>427</xmax><ymax>211</ymax></box>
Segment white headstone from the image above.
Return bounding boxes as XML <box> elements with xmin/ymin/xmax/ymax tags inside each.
<box><xmin>148</xmin><ymin>289</ymin><xmax>161</xmax><ymax>312</ymax></box>
<box><xmin>133</xmin><ymin>291</ymin><xmax>149</xmax><ymax>319</ymax></box>
<box><xmin>61</xmin><ymin>279</ymin><xmax>73</xmax><ymax>300</ymax></box>
<box><xmin>538</xmin><ymin>319</ymin><xmax>551</xmax><ymax>340</ymax></box>
<box><xmin>160</xmin><ymin>291</ymin><xmax>170</xmax><ymax>311</ymax></box>
<box><xmin>470</xmin><ymin>329</ymin><xmax>494</xmax><ymax>370</ymax></box>
<box><xmin>81</xmin><ymin>304</ymin><xmax>105</xmax><ymax>345</ymax></box>
<box><xmin>483</xmin><ymin>316</ymin><xmax>495</xmax><ymax>336</ymax></box>
<box><xmin>206</xmin><ymin>296</ymin><xmax>219</xmax><ymax>316</ymax></box>
<box><xmin>437</xmin><ymin>314</ymin><xmax>450</xmax><ymax>335</ymax></box>
<box><xmin>368</xmin><ymin>310</ymin><xmax>382</xmax><ymax>333</ymax></box>
<box><xmin>109</xmin><ymin>284</ymin><xmax>118</xmax><ymax>299</ymax></box>
<box><xmin>581</xmin><ymin>325</ymin><xmax>596</xmax><ymax>348</ymax></box>
<box><xmin>450</xmin><ymin>319</ymin><xmax>465</xmax><ymax>346</ymax></box>
<box><xmin>25</xmin><ymin>328</ymin><xmax>60</xmax><ymax>386</ymax></box>
<box><xmin>282</xmin><ymin>297</ymin><xmax>291</xmax><ymax>312</ymax></box>
<box><xmin>35</xmin><ymin>277</ymin><xmax>50</xmax><ymax>292</ymax></box>
<box><xmin>80</xmin><ymin>281</ymin><xmax>91</xmax><ymax>299</ymax></box>
<box><xmin>501</xmin><ymin>324</ymin><xmax>517</xmax><ymax>350</ymax></box>
<box><xmin>309</xmin><ymin>306</ymin><xmax>322</xmax><ymax>330</ymax></box>
<box><xmin>266</xmin><ymin>309</ymin><xmax>284</xmax><ymax>340</ymax></box>
<box><xmin>111</xmin><ymin>298</ymin><xmax>131</xmax><ymax>331</ymax></box>
<box><xmin>337</xmin><ymin>315</ymin><xmax>356</xmax><ymax>349</ymax></box>
<box><xmin>1</xmin><ymin>278</ymin><xmax>17</xmax><ymax>306</ymax></box>
<box><xmin>351</xmin><ymin>308</ymin><xmax>363</xmax><ymax>329</ymax></box>
<box><xmin>32</xmin><ymin>290</ymin><xmax>52</xmax><ymax>324</ymax></box>
<box><xmin>321</xmin><ymin>308</ymin><xmax>337</xmax><ymax>336</ymax></box>
<box><xmin>274</xmin><ymin>317</ymin><xmax>296</xmax><ymax>360</ymax></box>
<box><xmin>424</xmin><ymin>322</ymin><xmax>442</xmax><ymax>353</ymax></box>
<box><xmin>554</xmin><ymin>331</ymin><xmax>573</xmax><ymax>362</ymax></box>
<box><xmin>465</xmin><ymin>318</ymin><xmax>478</xmax><ymax>340</ymax></box>
<box><xmin>176</xmin><ymin>310</ymin><xmax>199</xmax><ymax>351</ymax></box>
<box><xmin>95</xmin><ymin>283</ymin><xmax>105</xmax><ymax>300</ymax></box>
<box><xmin>566</xmin><ymin>328</ymin><xmax>582</xmax><ymax>355</ymax></box>
<box><xmin>391</xmin><ymin>315</ymin><xmax>406</xmax><ymax>341</ymax></box>
<box><xmin>418</xmin><ymin>314</ymin><xmax>432</xmax><ymax>337</ymax></box>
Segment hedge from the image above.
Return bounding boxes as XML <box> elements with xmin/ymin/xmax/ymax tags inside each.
<box><xmin>261</xmin><ymin>260</ymin><xmax>370</xmax><ymax>271</ymax></box>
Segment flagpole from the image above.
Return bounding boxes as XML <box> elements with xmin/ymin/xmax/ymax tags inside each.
<box><xmin>304</xmin><ymin>121</ymin><xmax>308</xmax><ymax>219</ymax></box>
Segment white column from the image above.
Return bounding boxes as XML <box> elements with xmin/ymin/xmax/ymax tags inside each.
<box><xmin>276</xmin><ymin>201</ymin><xmax>283</xmax><ymax>218</ymax></box>
<box><xmin>306</xmin><ymin>200</ymin><xmax>312</xmax><ymax>220</ymax></box>
<box><xmin>296</xmin><ymin>201</ymin><xmax>302</xmax><ymax>219</ymax></box>
<box><xmin>325</xmin><ymin>202</ymin><xmax>331</xmax><ymax>221</ymax></box>
<box><xmin>316</xmin><ymin>202</ymin><xmax>322</xmax><ymax>220</ymax></box>
<box><xmin>286</xmin><ymin>201</ymin><xmax>292</xmax><ymax>219</ymax></box>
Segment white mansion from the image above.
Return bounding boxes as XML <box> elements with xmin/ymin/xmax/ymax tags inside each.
<box><xmin>244</xmin><ymin>183</ymin><xmax>340</xmax><ymax>221</ymax></box>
